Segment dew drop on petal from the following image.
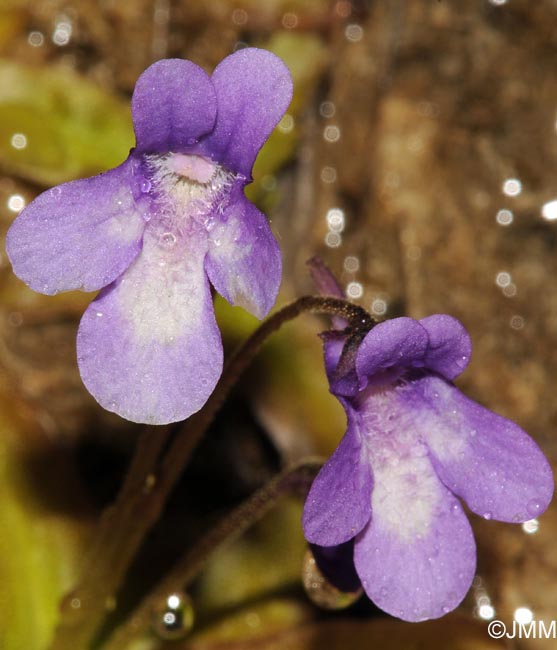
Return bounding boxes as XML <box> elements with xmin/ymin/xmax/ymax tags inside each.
<box><xmin>160</xmin><ymin>232</ymin><xmax>177</xmax><ymax>246</ymax></box>
<box><xmin>140</xmin><ymin>179</ymin><xmax>151</xmax><ymax>193</ymax></box>
<box><xmin>204</xmin><ymin>215</ymin><xmax>215</xmax><ymax>231</ymax></box>
<box><xmin>151</xmin><ymin>591</ymin><xmax>194</xmax><ymax>641</ymax></box>
<box><xmin>301</xmin><ymin>549</ymin><xmax>362</xmax><ymax>610</ymax></box>
<box><xmin>483</xmin><ymin>512</ymin><xmax>492</xmax><ymax>520</ymax></box>
<box><xmin>527</xmin><ymin>499</ymin><xmax>541</xmax><ymax>516</ymax></box>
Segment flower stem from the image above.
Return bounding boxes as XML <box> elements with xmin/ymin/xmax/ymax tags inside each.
<box><xmin>102</xmin><ymin>458</ymin><xmax>323</xmax><ymax>650</ymax></box>
<box><xmin>48</xmin><ymin>295</ymin><xmax>369</xmax><ymax>650</ymax></box>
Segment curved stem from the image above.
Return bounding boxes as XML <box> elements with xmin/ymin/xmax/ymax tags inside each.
<box><xmin>102</xmin><ymin>459</ymin><xmax>323</xmax><ymax>650</ymax></box>
<box><xmin>48</xmin><ymin>295</ymin><xmax>368</xmax><ymax>650</ymax></box>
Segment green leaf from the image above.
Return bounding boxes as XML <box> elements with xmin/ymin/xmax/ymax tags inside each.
<box><xmin>0</xmin><ymin>60</ymin><xmax>134</xmax><ymax>186</ymax></box>
<box><xmin>0</xmin><ymin>395</ymin><xmax>90</xmax><ymax>650</ymax></box>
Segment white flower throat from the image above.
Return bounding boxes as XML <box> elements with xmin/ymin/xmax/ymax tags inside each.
<box><xmin>144</xmin><ymin>152</ymin><xmax>235</xmax><ymax>239</ymax></box>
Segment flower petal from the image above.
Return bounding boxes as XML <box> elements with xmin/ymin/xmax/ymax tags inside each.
<box><xmin>353</xmin><ymin>454</ymin><xmax>476</xmax><ymax>622</ymax></box>
<box><xmin>303</xmin><ymin>417</ymin><xmax>372</xmax><ymax>546</ymax></box>
<box><xmin>356</xmin><ymin>318</ymin><xmax>428</xmax><ymax>388</ymax></box>
<box><xmin>420</xmin><ymin>315</ymin><xmax>471</xmax><ymax>380</ymax></box>
<box><xmin>418</xmin><ymin>376</ymin><xmax>554</xmax><ymax>522</ymax></box>
<box><xmin>199</xmin><ymin>48</ymin><xmax>293</xmax><ymax>176</ymax></box>
<box><xmin>132</xmin><ymin>59</ymin><xmax>217</xmax><ymax>155</ymax></box>
<box><xmin>76</xmin><ymin>225</ymin><xmax>222</xmax><ymax>424</ymax></box>
<box><xmin>6</xmin><ymin>159</ymin><xmax>145</xmax><ymax>295</ymax></box>
<box><xmin>204</xmin><ymin>187</ymin><xmax>281</xmax><ymax>319</ymax></box>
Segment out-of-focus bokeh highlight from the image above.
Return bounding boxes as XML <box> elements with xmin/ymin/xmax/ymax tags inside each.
<box><xmin>0</xmin><ymin>1</ymin><xmax>556</xmax><ymax>648</ymax></box>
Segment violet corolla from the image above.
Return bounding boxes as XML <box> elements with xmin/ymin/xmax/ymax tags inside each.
<box><xmin>6</xmin><ymin>49</ymin><xmax>292</xmax><ymax>424</ymax></box>
<box><xmin>303</xmin><ymin>315</ymin><xmax>554</xmax><ymax>621</ymax></box>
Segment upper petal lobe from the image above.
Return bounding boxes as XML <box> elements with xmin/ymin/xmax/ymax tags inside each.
<box><xmin>420</xmin><ymin>314</ymin><xmax>471</xmax><ymax>380</ymax></box>
<box><xmin>356</xmin><ymin>318</ymin><xmax>428</xmax><ymax>388</ymax></box>
<box><xmin>199</xmin><ymin>48</ymin><xmax>293</xmax><ymax>176</ymax></box>
<box><xmin>132</xmin><ymin>59</ymin><xmax>217</xmax><ymax>154</ymax></box>
<box><xmin>6</xmin><ymin>158</ymin><xmax>145</xmax><ymax>295</ymax></box>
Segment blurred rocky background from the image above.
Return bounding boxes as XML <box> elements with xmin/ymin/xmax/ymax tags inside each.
<box><xmin>0</xmin><ymin>0</ymin><xmax>556</xmax><ymax>648</ymax></box>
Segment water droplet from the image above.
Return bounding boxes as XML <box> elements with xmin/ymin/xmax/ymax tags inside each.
<box><xmin>527</xmin><ymin>499</ymin><xmax>541</xmax><ymax>516</ymax></box>
<box><xmin>161</xmin><ymin>232</ymin><xmax>177</xmax><ymax>246</ymax></box>
<box><xmin>52</xmin><ymin>186</ymin><xmax>62</xmax><ymax>198</ymax></box>
<box><xmin>140</xmin><ymin>179</ymin><xmax>151</xmax><ymax>193</ymax></box>
<box><xmin>301</xmin><ymin>549</ymin><xmax>362</xmax><ymax>610</ymax></box>
<box><xmin>96</xmin><ymin>312</ymin><xmax>103</xmax><ymax>317</ymax></box>
<box><xmin>483</xmin><ymin>512</ymin><xmax>492</xmax><ymax>520</ymax></box>
<box><xmin>442</xmin><ymin>605</ymin><xmax>451</xmax><ymax>613</ymax></box>
<box><xmin>151</xmin><ymin>591</ymin><xmax>194</xmax><ymax>641</ymax></box>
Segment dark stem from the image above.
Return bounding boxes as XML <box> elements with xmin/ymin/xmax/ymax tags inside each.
<box><xmin>102</xmin><ymin>459</ymin><xmax>323</xmax><ymax>650</ymax></box>
<box><xmin>48</xmin><ymin>295</ymin><xmax>369</xmax><ymax>650</ymax></box>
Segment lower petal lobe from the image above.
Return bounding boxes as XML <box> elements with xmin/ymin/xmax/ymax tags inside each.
<box><xmin>76</xmin><ymin>225</ymin><xmax>222</xmax><ymax>424</ymax></box>
<box><xmin>303</xmin><ymin>417</ymin><xmax>372</xmax><ymax>547</ymax></box>
<box><xmin>354</xmin><ymin>453</ymin><xmax>476</xmax><ymax>622</ymax></box>
<box><xmin>204</xmin><ymin>187</ymin><xmax>281</xmax><ymax>319</ymax></box>
<box><xmin>418</xmin><ymin>375</ymin><xmax>554</xmax><ymax>523</ymax></box>
<box><xmin>6</xmin><ymin>159</ymin><xmax>145</xmax><ymax>294</ymax></box>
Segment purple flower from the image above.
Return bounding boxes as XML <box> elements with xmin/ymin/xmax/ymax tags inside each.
<box><xmin>303</xmin><ymin>315</ymin><xmax>554</xmax><ymax>622</ymax></box>
<box><xmin>6</xmin><ymin>49</ymin><xmax>292</xmax><ymax>424</ymax></box>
